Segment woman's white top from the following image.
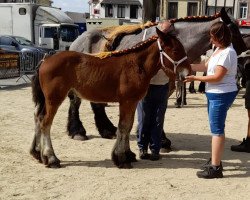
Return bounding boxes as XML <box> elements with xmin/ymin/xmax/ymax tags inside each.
<box><xmin>150</xmin><ymin>69</ymin><xmax>169</xmax><ymax>85</ymax></box>
<box><xmin>206</xmin><ymin>44</ymin><xmax>238</xmax><ymax>93</ymax></box>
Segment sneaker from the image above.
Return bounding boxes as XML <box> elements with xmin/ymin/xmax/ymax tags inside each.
<box><xmin>231</xmin><ymin>138</ymin><xmax>250</xmax><ymax>153</ymax></box>
<box><xmin>139</xmin><ymin>149</ymin><xmax>150</xmax><ymax>160</ymax></box>
<box><xmin>200</xmin><ymin>158</ymin><xmax>223</xmax><ymax>171</ymax></box>
<box><xmin>197</xmin><ymin>166</ymin><xmax>223</xmax><ymax>179</ymax></box>
<box><xmin>150</xmin><ymin>152</ymin><xmax>160</xmax><ymax>161</ymax></box>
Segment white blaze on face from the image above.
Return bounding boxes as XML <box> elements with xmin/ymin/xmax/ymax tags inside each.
<box><xmin>180</xmin><ymin>68</ymin><xmax>189</xmax><ymax>79</ymax></box>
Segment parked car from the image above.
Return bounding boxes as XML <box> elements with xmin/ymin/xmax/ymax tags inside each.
<box><xmin>239</xmin><ymin>26</ymin><xmax>250</xmax><ymax>36</ymax></box>
<box><xmin>0</xmin><ymin>35</ymin><xmax>55</xmax><ymax>54</ymax></box>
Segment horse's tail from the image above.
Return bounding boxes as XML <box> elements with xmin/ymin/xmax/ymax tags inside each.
<box><xmin>32</xmin><ymin>55</ymin><xmax>47</xmax><ymax>116</ymax></box>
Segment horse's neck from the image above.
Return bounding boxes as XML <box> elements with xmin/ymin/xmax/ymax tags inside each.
<box><xmin>174</xmin><ymin>19</ymin><xmax>219</xmax><ymax>63</ymax></box>
<box><xmin>117</xmin><ymin>26</ymin><xmax>157</xmax><ymax>50</ymax></box>
<box><xmin>139</xmin><ymin>41</ymin><xmax>161</xmax><ymax>77</ymax></box>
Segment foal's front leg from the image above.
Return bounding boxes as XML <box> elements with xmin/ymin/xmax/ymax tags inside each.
<box><xmin>39</xmin><ymin>104</ymin><xmax>60</xmax><ymax>168</ymax></box>
<box><xmin>112</xmin><ymin>101</ymin><xmax>137</xmax><ymax>168</ymax></box>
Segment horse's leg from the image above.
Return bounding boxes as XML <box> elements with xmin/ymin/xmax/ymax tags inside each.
<box><xmin>189</xmin><ymin>81</ymin><xmax>196</xmax><ymax>93</ymax></box>
<box><xmin>183</xmin><ymin>83</ymin><xmax>187</xmax><ymax>105</ymax></box>
<box><xmin>30</xmin><ymin>109</ymin><xmax>42</xmax><ymax>162</ymax></box>
<box><xmin>67</xmin><ymin>90</ymin><xmax>88</xmax><ymax>141</ymax></box>
<box><xmin>189</xmin><ymin>71</ymin><xmax>196</xmax><ymax>93</ymax></box>
<box><xmin>91</xmin><ymin>102</ymin><xmax>117</xmax><ymax>139</ymax></box>
<box><xmin>198</xmin><ymin>72</ymin><xmax>206</xmax><ymax>93</ymax></box>
<box><xmin>175</xmin><ymin>83</ymin><xmax>187</xmax><ymax>108</ymax></box>
<box><xmin>112</xmin><ymin>101</ymin><xmax>137</xmax><ymax>168</ymax></box>
<box><xmin>39</xmin><ymin>102</ymin><xmax>61</xmax><ymax>168</ymax></box>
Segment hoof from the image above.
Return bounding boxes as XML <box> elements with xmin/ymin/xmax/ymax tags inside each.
<box><xmin>47</xmin><ymin>162</ymin><xmax>61</xmax><ymax>168</ymax></box>
<box><xmin>118</xmin><ymin>162</ymin><xmax>133</xmax><ymax>169</ymax></box>
<box><xmin>126</xmin><ymin>150</ymin><xmax>137</xmax><ymax>162</ymax></box>
<box><xmin>160</xmin><ymin>147</ymin><xmax>172</xmax><ymax>153</ymax></box>
<box><xmin>30</xmin><ymin>149</ymin><xmax>42</xmax><ymax>163</ymax></box>
<box><xmin>46</xmin><ymin>156</ymin><xmax>61</xmax><ymax>168</ymax></box>
<box><xmin>189</xmin><ymin>89</ymin><xmax>196</xmax><ymax>94</ymax></box>
<box><xmin>100</xmin><ymin>130</ymin><xmax>116</xmax><ymax>139</ymax></box>
<box><xmin>112</xmin><ymin>151</ymin><xmax>133</xmax><ymax>168</ymax></box>
<box><xmin>70</xmin><ymin>134</ymin><xmax>88</xmax><ymax>141</ymax></box>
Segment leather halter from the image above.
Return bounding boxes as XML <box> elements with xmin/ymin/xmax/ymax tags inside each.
<box><xmin>157</xmin><ymin>39</ymin><xmax>187</xmax><ymax>74</ymax></box>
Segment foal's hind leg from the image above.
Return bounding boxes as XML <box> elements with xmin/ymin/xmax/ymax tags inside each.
<box><xmin>30</xmin><ymin>109</ymin><xmax>42</xmax><ymax>162</ymax></box>
<box><xmin>112</xmin><ymin>101</ymin><xmax>137</xmax><ymax>168</ymax></box>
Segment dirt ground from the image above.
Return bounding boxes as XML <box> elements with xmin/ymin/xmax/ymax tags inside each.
<box><xmin>0</xmin><ymin>81</ymin><xmax>250</xmax><ymax>200</ymax></box>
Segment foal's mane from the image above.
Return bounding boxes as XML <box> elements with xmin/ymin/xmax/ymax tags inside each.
<box><xmin>95</xmin><ymin>35</ymin><xmax>159</xmax><ymax>59</ymax></box>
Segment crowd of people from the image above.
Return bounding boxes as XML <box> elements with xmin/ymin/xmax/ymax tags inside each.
<box><xmin>136</xmin><ymin>20</ymin><xmax>250</xmax><ymax>179</ymax></box>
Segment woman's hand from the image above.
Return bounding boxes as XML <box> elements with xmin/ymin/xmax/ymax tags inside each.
<box><xmin>184</xmin><ymin>75</ymin><xmax>195</xmax><ymax>82</ymax></box>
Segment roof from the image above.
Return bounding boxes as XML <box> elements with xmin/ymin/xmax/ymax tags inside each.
<box><xmin>36</xmin><ymin>6</ymin><xmax>73</xmax><ymax>24</ymax></box>
<box><xmin>101</xmin><ymin>0</ymin><xmax>142</xmax><ymax>6</ymax></box>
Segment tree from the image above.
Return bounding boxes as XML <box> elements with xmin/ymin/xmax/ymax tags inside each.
<box><xmin>142</xmin><ymin>0</ymin><xmax>159</xmax><ymax>23</ymax></box>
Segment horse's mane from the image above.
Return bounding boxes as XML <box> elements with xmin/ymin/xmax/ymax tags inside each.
<box><xmin>94</xmin><ymin>35</ymin><xmax>158</xmax><ymax>59</ymax></box>
<box><xmin>101</xmin><ymin>12</ymin><xmax>222</xmax><ymax>51</ymax></box>
<box><xmin>169</xmin><ymin>12</ymin><xmax>221</xmax><ymax>23</ymax></box>
<box><xmin>101</xmin><ymin>21</ymin><xmax>157</xmax><ymax>51</ymax></box>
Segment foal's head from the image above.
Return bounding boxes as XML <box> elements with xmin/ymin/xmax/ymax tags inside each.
<box><xmin>156</xmin><ymin>27</ymin><xmax>191</xmax><ymax>80</ymax></box>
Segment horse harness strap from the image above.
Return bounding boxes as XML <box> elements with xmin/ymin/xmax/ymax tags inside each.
<box><xmin>142</xmin><ymin>29</ymin><xmax>148</xmax><ymax>41</ymax></box>
<box><xmin>157</xmin><ymin>39</ymin><xmax>187</xmax><ymax>73</ymax></box>
<box><xmin>238</xmin><ymin>50</ymin><xmax>250</xmax><ymax>58</ymax></box>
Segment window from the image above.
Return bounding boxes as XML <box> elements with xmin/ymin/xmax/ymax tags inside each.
<box><xmin>19</xmin><ymin>8</ymin><xmax>26</xmax><ymax>15</ymax></box>
<box><xmin>105</xmin><ymin>4</ymin><xmax>113</xmax><ymax>17</ymax></box>
<box><xmin>0</xmin><ymin>37</ymin><xmax>13</xmax><ymax>45</ymax></box>
<box><xmin>130</xmin><ymin>5</ymin><xmax>138</xmax><ymax>19</ymax></box>
<box><xmin>94</xmin><ymin>9</ymin><xmax>100</xmax><ymax>14</ymax></box>
<box><xmin>44</xmin><ymin>27</ymin><xmax>57</xmax><ymax>38</ymax></box>
<box><xmin>240</xmin><ymin>3</ymin><xmax>248</xmax><ymax>19</ymax></box>
<box><xmin>168</xmin><ymin>2</ymin><xmax>178</xmax><ymax>19</ymax></box>
<box><xmin>187</xmin><ymin>2</ymin><xmax>197</xmax><ymax>16</ymax></box>
<box><xmin>117</xmin><ymin>5</ymin><xmax>125</xmax><ymax>18</ymax></box>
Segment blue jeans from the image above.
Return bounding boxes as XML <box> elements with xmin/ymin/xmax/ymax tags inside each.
<box><xmin>137</xmin><ymin>83</ymin><xmax>169</xmax><ymax>154</ymax></box>
<box><xmin>206</xmin><ymin>91</ymin><xmax>237</xmax><ymax>135</ymax></box>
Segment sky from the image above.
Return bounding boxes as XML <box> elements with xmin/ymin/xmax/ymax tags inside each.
<box><xmin>52</xmin><ymin>0</ymin><xmax>89</xmax><ymax>13</ymax></box>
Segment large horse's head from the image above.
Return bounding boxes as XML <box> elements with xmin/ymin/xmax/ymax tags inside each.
<box><xmin>173</xmin><ymin>7</ymin><xmax>247</xmax><ymax>62</ymax></box>
<box><xmin>220</xmin><ymin>7</ymin><xmax>247</xmax><ymax>55</ymax></box>
<box><xmin>156</xmin><ymin>27</ymin><xmax>191</xmax><ymax>80</ymax></box>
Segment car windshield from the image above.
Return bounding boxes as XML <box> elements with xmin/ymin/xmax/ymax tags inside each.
<box><xmin>14</xmin><ymin>36</ymin><xmax>34</xmax><ymax>46</ymax></box>
<box><xmin>59</xmin><ymin>26</ymin><xmax>79</xmax><ymax>42</ymax></box>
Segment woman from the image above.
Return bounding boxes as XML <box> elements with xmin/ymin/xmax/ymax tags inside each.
<box><xmin>185</xmin><ymin>21</ymin><xmax>238</xmax><ymax>179</ymax></box>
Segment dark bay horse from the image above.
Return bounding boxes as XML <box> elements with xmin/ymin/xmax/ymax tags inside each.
<box><xmin>238</xmin><ymin>34</ymin><xmax>250</xmax><ymax>88</ymax></box>
<box><xmin>67</xmin><ymin>8</ymin><xmax>247</xmax><ymax>141</ymax></box>
<box><xmin>30</xmin><ymin>28</ymin><xmax>191</xmax><ymax>168</ymax></box>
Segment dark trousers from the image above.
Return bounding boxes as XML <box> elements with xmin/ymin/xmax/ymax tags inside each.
<box><xmin>137</xmin><ymin>83</ymin><xmax>169</xmax><ymax>154</ymax></box>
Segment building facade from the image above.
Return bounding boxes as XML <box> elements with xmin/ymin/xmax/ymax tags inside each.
<box><xmin>159</xmin><ymin>0</ymin><xmax>250</xmax><ymax>20</ymax></box>
<box><xmin>0</xmin><ymin>0</ymin><xmax>52</xmax><ymax>6</ymax></box>
<box><xmin>88</xmin><ymin>0</ymin><xmax>142</xmax><ymax>23</ymax></box>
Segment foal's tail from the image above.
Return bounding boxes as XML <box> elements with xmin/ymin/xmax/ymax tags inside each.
<box><xmin>32</xmin><ymin>56</ymin><xmax>47</xmax><ymax>116</ymax></box>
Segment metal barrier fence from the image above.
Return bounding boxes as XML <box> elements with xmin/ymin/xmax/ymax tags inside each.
<box><xmin>0</xmin><ymin>51</ymin><xmax>55</xmax><ymax>80</ymax></box>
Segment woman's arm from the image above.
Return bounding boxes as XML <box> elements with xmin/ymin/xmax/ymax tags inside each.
<box><xmin>191</xmin><ymin>60</ymin><xmax>208</xmax><ymax>72</ymax></box>
<box><xmin>185</xmin><ymin>65</ymin><xmax>227</xmax><ymax>83</ymax></box>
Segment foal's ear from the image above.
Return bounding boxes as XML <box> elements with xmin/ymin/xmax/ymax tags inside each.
<box><xmin>156</xmin><ymin>27</ymin><xmax>168</xmax><ymax>40</ymax></box>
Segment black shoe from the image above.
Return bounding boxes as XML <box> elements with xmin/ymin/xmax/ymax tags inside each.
<box><xmin>197</xmin><ymin>166</ymin><xmax>223</xmax><ymax>179</ymax></box>
<box><xmin>200</xmin><ymin>158</ymin><xmax>223</xmax><ymax>171</ymax></box>
<box><xmin>231</xmin><ymin>138</ymin><xmax>250</xmax><ymax>153</ymax></box>
<box><xmin>150</xmin><ymin>152</ymin><xmax>160</xmax><ymax>161</ymax></box>
<box><xmin>139</xmin><ymin>149</ymin><xmax>150</xmax><ymax>160</ymax></box>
